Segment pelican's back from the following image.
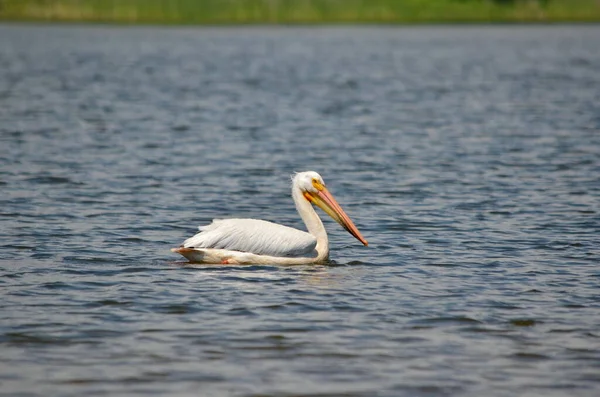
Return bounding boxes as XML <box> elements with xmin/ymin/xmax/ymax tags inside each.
<box><xmin>182</xmin><ymin>219</ymin><xmax>317</xmax><ymax>257</ymax></box>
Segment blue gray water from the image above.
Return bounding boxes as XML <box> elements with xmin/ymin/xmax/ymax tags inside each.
<box><xmin>1</xmin><ymin>24</ymin><xmax>599</xmax><ymax>396</ymax></box>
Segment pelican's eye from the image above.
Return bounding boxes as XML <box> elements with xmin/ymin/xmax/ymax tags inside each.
<box><xmin>311</xmin><ymin>178</ymin><xmax>325</xmax><ymax>191</ymax></box>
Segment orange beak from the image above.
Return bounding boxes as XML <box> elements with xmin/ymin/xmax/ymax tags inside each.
<box><xmin>304</xmin><ymin>187</ymin><xmax>368</xmax><ymax>246</ymax></box>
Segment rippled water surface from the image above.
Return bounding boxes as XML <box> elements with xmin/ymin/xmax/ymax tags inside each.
<box><xmin>1</xmin><ymin>24</ymin><xmax>599</xmax><ymax>396</ymax></box>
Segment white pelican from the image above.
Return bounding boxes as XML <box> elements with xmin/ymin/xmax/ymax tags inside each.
<box><xmin>171</xmin><ymin>171</ymin><xmax>368</xmax><ymax>265</ymax></box>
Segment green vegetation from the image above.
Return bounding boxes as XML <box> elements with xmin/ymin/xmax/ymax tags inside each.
<box><xmin>1</xmin><ymin>0</ymin><xmax>599</xmax><ymax>24</ymax></box>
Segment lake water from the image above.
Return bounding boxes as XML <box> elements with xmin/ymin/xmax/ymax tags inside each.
<box><xmin>1</xmin><ymin>24</ymin><xmax>599</xmax><ymax>396</ymax></box>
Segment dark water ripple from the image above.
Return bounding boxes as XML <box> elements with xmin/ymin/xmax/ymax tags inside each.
<box><xmin>1</xmin><ymin>24</ymin><xmax>599</xmax><ymax>396</ymax></box>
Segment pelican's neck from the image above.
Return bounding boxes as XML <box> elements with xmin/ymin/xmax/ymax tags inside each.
<box><xmin>292</xmin><ymin>184</ymin><xmax>329</xmax><ymax>259</ymax></box>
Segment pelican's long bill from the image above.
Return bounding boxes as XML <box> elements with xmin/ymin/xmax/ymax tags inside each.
<box><xmin>304</xmin><ymin>188</ymin><xmax>368</xmax><ymax>246</ymax></box>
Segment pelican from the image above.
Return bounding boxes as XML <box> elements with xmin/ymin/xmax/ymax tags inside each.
<box><xmin>171</xmin><ymin>171</ymin><xmax>368</xmax><ymax>265</ymax></box>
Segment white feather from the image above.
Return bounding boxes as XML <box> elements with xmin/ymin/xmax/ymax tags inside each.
<box><xmin>183</xmin><ymin>218</ymin><xmax>317</xmax><ymax>257</ymax></box>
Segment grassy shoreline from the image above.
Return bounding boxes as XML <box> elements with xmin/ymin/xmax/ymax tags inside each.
<box><xmin>1</xmin><ymin>0</ymin><xmax>600</xmax><ymax>25</ymax></box>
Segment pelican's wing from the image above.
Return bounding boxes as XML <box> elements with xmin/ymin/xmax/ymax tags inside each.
<box><xmin>182</xmin><ymin>218</ymin><xmax>317</xmax><ymax>257</ymax></box>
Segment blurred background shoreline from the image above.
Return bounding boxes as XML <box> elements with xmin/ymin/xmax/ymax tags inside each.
<box><xmin>1</xmin><ymin>0</ymin><xmax>600</xmax><ymax>25</ymax></box>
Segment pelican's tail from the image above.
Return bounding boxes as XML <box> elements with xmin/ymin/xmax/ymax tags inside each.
<box><xmin>171</xmin><ymin>247</ymin><xmax>237</xmax><ymax>264</ymax></box>
<box><xmin>171</xmin><ymin>247</ymin><xmax>206</xmax><ymax>263</ymax></box>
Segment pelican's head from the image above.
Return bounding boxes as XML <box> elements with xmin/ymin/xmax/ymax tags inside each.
<box><xmin>293</xmin><ymin>171</ymin><xmax>368</xmax><ymax>246</ymax></box>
